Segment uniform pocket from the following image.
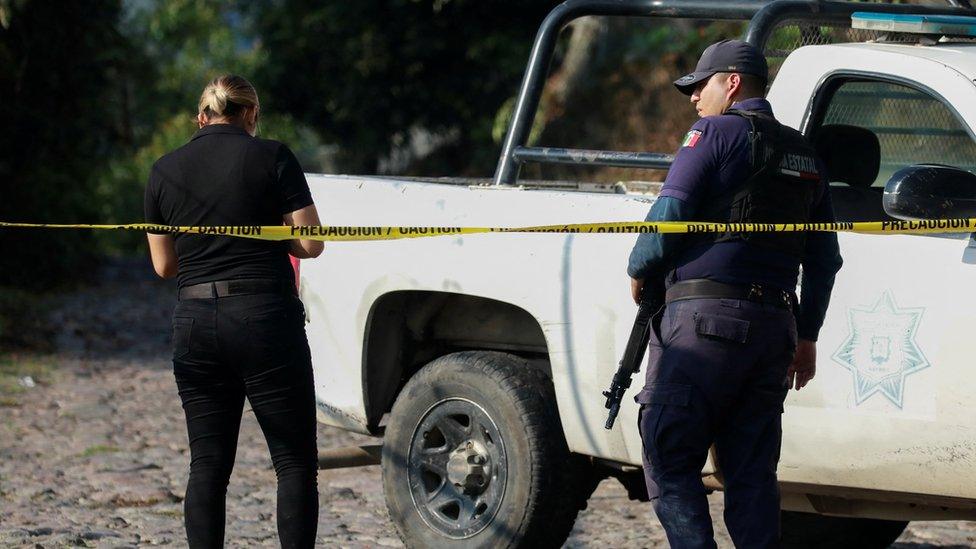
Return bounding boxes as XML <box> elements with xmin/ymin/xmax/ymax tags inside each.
<box><xmin>694</xmin><ymin>313</ymin><xmax>749</xmax><ymax>344</ymax></box>
<box><xmin>637</xmin><ymin>383</ymin><xmax>709</xmax><ymax>488</ymax></box>
<box><xmin>172</xmin><ymin>317</ymin><xmax>193</xmax><ymax>360</ymax></box>
<box><xmin>635</xmin><ymin>383</ymin><xmax>698</xmax><ymax>472</ymax></box>
<box><xmin>635</xmin><ymin>383</ymin><xmax>692</xmax><ymax>406</ymax></box>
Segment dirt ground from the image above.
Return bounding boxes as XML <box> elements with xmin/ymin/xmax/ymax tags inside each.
<box><xmin>1</xmin><ymin>260</ymin><xmax>974</xmax><ymax>547</ymax></box>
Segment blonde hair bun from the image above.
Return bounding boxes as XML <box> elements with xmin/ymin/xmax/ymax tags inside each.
<box><xmin>198</xmin><ymin>75</ymin><xmax>258</xmax><ymax>119</ymax></box>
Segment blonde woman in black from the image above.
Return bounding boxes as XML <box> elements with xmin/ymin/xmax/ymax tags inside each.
<box><xmin>145</xmin><ymin>75</ymin><xmax>322</xmax><ymax>548</ymax></box>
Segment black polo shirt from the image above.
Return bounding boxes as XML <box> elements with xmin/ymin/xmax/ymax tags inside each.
<box><xmin>144</xmin><ymin>124</ymin><xmax>314</xmax><ymax>288</ymax></box>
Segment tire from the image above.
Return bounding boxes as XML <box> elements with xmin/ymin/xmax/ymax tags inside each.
<box><xmin>381</xmin><ymin>351</ymin><xmax>586</xmax><ymax>548</ymax></box>
<box><xmin>781</xmin><ymin>510</ymin><xmax>909</xmax><ymax>548</ymax></box>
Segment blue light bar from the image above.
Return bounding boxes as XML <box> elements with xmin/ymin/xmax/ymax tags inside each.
<box><xmin>852</xmin><ymin>12</ymin><xmax>976</xmax><ymax>37</ymax></box>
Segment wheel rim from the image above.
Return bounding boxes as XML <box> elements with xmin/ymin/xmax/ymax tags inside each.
<box><xmin>407</xmin><ymin>397</ymin><xmax>507</xmax><ymax>539</ymax></box>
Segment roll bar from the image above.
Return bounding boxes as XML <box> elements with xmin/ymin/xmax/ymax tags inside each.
<box><xmin>492</xmin><ymin>0</ymin><xmax>974</xmax><ymax>185</ymax></box>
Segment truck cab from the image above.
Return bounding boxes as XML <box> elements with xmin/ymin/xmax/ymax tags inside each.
<box><xmin>770</xmin><ymin>41</ymin><xmax>976</xmax><ymax>517</ymax></box>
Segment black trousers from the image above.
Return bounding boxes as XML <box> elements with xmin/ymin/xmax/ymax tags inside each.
<box><xmin>638</xmin><ymin>298</ymin><xmax>795</xmax><ymax>549</ymax></box>
<box><xmin>171</xmin><ymin>292</ymin><xmax>318</xmax><ymax>548</ymax></box>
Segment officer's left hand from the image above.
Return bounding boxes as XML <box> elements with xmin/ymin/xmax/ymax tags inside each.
<box><xmin>631</xmin><ymin>277</ymin><xmax>645</xmax><ymax>305</ymax></box>
<box><xmin>787</xmin><ymin>339</ymin><xmax>817</xmax><ymax>390</ymax></box>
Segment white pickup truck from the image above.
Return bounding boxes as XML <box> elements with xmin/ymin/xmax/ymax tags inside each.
<box><xmin>299</xmin><ymin>1</ymin><xmax>976</xmax><ymax>547</ymax></box>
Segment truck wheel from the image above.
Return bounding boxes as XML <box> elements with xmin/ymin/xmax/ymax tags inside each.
<box><xmin>381</xmin><ymin>351</ymin><xmax>584</xmax><ymax>548</ymax></box>
<box><xmin>781</xmin><ymin>510</ymin><xmax>908</xmax><ymax>548</ymax></box>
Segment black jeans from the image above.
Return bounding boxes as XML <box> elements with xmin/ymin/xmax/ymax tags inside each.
<box><xmin>171</xmin><ymin>292</ymin><xmax>318</xmax><ymax>548</ymax></box>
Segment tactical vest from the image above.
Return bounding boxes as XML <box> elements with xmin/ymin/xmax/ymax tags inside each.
<box><xmin>693</xmin><ymin>108</ymin><xmax>821</xmax><ymax>257</ymax></box>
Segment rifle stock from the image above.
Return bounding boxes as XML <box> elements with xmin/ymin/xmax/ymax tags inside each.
<box><xmin>603</xmin><ymin>279</ymin><xmax>665</xmax><ymax>429</ymax></box>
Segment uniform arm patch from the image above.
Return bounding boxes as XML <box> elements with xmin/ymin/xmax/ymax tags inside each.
<box><xmin>681</xmin><ymin>129</ymin><xmax>703</xmax><ymax>148</ymax></box>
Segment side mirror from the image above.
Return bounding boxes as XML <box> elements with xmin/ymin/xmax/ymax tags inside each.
<box><xmin>883</xmin><ymin>164</ymin><xmax>976</xmax><ymax>221</ymax></box>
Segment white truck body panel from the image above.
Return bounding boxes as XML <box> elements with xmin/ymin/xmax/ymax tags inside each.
<box><xmin>302</xmin><ymin>177</ymin><xmax>656</xmax><ymax>466</ymax></box>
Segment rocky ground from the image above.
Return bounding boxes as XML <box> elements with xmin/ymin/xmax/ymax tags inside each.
<box><xmin>1</xmin><ymin>259</ymin><xmax>974</xmax><ymax>547</ymax></box>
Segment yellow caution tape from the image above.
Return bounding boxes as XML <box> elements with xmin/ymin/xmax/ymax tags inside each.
<box><xmin>0</xmin><ymin>219</ymin><xmax>974</xmax><ymax>241</ymax></box>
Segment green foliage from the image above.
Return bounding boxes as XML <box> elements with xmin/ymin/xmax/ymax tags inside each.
<box><xmin>0</xmin><ymin>0</ymin><xmax>127</xmax><ymax>289</ymax></box>
<box><xmin>122</xmin><ymin>0</ymin><xmax>264</xmax><ymax>137</ymax></box>
<box><xmin>254</xmin><ymin>0</ymin><xmax>557</xmax><ymax>175</ymax></box>
<box><xmin>625</xmin><ymin>21</ymin><xmax>747</xmax><ymax>66</ymax></box>
<box><xmin>492</xmin><ymin>95</ymin><xmax>549</xmax><ymax>147</ymax></box>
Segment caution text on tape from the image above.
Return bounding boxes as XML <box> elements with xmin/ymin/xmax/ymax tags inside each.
<box><xmin>1</xmin><ymin>218</ymin><xmax>974</xmax><ymax>241</ymax></box>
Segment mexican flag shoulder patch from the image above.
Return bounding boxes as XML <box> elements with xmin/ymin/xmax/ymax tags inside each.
<box><xmin>681</xmin><ymin>129</ymin><xmax>703</xmax><ymax>148</ymax></box>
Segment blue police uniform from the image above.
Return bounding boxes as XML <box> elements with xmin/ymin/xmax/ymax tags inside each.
<box><xmin>628</xmin><ymin>96</ymin><xmax>843</xmax><ymax>548</ymax></box>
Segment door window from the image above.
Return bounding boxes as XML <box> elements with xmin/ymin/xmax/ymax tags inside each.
<box><xmin>822</xmin><ymin>80</ymin><xmax>976</xmax><ymax>185</ymax></box>
<box><xmin>814</xmin><ymin>79</ymin><xmax>976</xmax><ymax>222</ymax></box>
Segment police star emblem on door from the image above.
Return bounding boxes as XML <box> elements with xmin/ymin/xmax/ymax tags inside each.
<box><xmin>832</xmin><ymin>290</ymin><xmax>929</xmax><ymax>408</ymax></box>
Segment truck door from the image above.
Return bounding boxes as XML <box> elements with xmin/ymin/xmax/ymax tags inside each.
<box><xmin>782</xmin><ymin>75</ymin><xmax>976</xmax><ymax>499</ymax></box>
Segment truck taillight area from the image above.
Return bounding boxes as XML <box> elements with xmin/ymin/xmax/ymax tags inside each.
<box><xmin>290</xmin><ymin>256</ymin><xmax>300</xmax><ymax>291</ymax></box>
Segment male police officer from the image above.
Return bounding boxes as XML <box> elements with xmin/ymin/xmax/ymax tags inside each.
<box><xmin>628</xmin><ymin>40</ymin><xmax>843</xmax><ymax>548</ymax></box>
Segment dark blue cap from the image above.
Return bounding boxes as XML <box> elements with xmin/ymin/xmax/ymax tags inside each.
<box><xmin>674</xmin><ymin>39</ymin><xmax>768</xmax><ymax>95</ymax></box>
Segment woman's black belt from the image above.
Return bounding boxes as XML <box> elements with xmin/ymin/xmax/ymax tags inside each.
<box><xmin>665</xmin><ymin>278</ymin><xmax>795</xmax><ymax>309</ymax></box>
<box><xmin>178</xmin><ymin>279</ymin><xmax>297</xmax><ymax>300</ymax></box>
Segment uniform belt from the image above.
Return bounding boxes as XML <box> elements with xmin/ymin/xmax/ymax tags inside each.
<box><xmin>178</xmin><ymin>279</ymin><xmax>296</xmax><ymax>300</ymax></box>
<box><xmin>665</xmin><ymin>279</ymin><xmax>795</xmax><ymax>310</ymax></box>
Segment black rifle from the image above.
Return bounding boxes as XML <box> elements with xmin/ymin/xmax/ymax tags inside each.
<box><xmin>603</xmin><ymin>278</ymin><xmax>665</xmax><ymax>430</ymax></box>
